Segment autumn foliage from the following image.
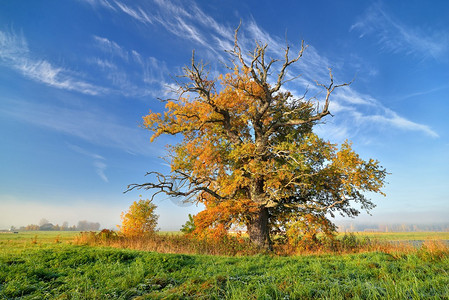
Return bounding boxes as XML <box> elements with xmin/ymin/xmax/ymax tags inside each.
<box><xmin>119</xmin><ymin>199</ymin><xmax>159</xmax><ymax>237</ymax></box>
<box><xmin>128</xmin><ymin>27</ymin><xmax>387</xmax><ymax>250</ymax></box>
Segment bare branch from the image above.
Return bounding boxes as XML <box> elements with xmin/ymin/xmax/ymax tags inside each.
<box><xmin>230</xmin><ymin>21</ymin><xmax>248</xmax><ymax>70</ymax></box>
<box><xmin>125</xmin><ymin>171</ymin><xmax>227</xmax><ymax>201</ymax></box>
<box><xmin>271</xmin><ymin>40</ymin><xmax>307</xmax><ymax>94</ymax></box>
<box><xmin>266</xmin><ymin>68</ymin><xmax>351</xmax><ymax>136</ymax></box>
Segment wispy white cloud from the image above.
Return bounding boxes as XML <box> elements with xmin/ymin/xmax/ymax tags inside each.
<box><xmin>329</xmin><ymin>87</ymin><xmax>439</xmax><ymax>138</ymax></box>
<box><xmin>0</xmin><ymin>98</ymin><xmax>164</xmax><ymax>156</ymax></box>
<box><xmin>90</xmin><ymin>35</ymin><xmax>170</xmax><ymax>97</ymax></box>
<box><xmin>350</xmin><ymin>3</ymin><xmax>448</xmax><ymax>59</ymax></box>
<box><xmin>114</xmin><ymin>1</ymin><xmax>152</xmax><ymax>25</ymax></box>
<box><xmin>67</xmin><ymin>144</ymin><xmax>109</xmax><ymax>182</ymax></box>
<box><xmin>82</xmin><ymin>0</ymin><xmax>438</xmax><ymax>139</ymax></box>
<box><xmin>354</xmin><ymin>108</ymin><xmax>439</xmax><ymax>138</ymax></box>
<box><xmin>92</xmin><ymin>58</ymin><xmax>117</xmax><ymax>70</ymax></box>
<box><xmin>0</xmin><ymin>30</ymin><xmax>107</xmax><ymax>95</ymax></box>
<box><xmin>191</xmin><ymin>5</ymin><xmax>233</xmax><ymax>40</ymax></box>
<box><xmin>99</xmin><ymin>0</ymin><xmax>228</xmax><ymax>57</ymax></box>
<box><xmin>78</xmin><ymin>0</ymin><xmax>116</xmax><ymax>11</ymax></box>
<box><xmin>143</xmin><ymin>57</ymin><xmax>169</xmax><ymax>85</ymax></box>
<box><xmin>334</xmin><ymin>87</ymin><xmax>378</xmax><ymax>107</ymax></box>
<box><xmin>398</xmin><ymin>84</ymin><xmax>449</xmax><ymax>101</ymax></box>
<box><xmin>246</xmin><ymin>20</ymin><xmax>284</xmax><ymax>54</ymax></box>
<box><xmin>152</xmin><ymin>0</ymin><xmax>190</xmax><ymax>18</ymax></box>
<box><xmin>174</xmin><ymin>16</ymin><xmax>207</xmax><ymax>46</ymax></box>
<box><xmin>67</xmin><ymin>144</ymin><xmax>105</xmax><ymax>160</ymax></box>
<box><xmin>93</xmin><ymin>35</ymin><xmax>129</xmax><ymax>61</ymax></box>
<box><xmin>94</xmin><ymin>161</ymin><xmax>109</xmax><ymax>182</ymax></box>
<box><xmin>101</xmin><ymin>55</ymin><xmax>169</xmax><ymax>98</ymax></box>
<box><xmin>131</xmin><ymin>50</ymin><xmax>143</xmax><ymax>64</ymax></box>
<box><xmin>149</xmin><ymin>0</ymin><xmax>210</xmax><ymax>48</ymax></box>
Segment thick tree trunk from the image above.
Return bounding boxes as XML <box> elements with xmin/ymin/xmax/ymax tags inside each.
<box><xmin>247</xmin><ymin>206</ymin><xmax>272</xmax><ymax>251</ymax></box>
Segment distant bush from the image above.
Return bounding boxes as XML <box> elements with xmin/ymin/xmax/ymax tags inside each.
<box><xmin>119</xmin><ymin>199</ymin><xmax>159</xmax><ymax>237</ymax></box>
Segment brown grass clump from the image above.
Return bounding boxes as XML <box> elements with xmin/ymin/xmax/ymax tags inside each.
<box><xmin>418</xmin><ymin>240</ymin><xmax>449</xmax><ymax>261</ymax></box>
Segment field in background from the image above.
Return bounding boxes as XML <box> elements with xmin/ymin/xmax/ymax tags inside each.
<box><xmin>2</xmin><ymin>230</ymin><xmax>449</xmax><ymax>247</ymax></box>
<box><xmin>341</xmin><ymin>231</ymin><xmax>449</xmax><ymax>241</ymax></box>
<box><xmin>1</xmin><ymin>231</ymin><xmax>449</xmax><ymax>298</ymax></box>
<box><xmin>0</xmin><ymin>231</ymin><xmax>80</xmax><ymax>244</ymax></box>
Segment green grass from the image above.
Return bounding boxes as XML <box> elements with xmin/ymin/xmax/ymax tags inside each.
<box><xmin>0</xmin><ymin>231</ymin><xmax>80</xmax><ymax>245</ymax></box>
<box><xmin>1</xmin><ymin>232</ymin><xmax>448</xmax><ymax>299</ymax></box>
<box><xmin>157</xmin><ymin>231</ymin><xmax>184</xmax><ymax>236</ymax></box>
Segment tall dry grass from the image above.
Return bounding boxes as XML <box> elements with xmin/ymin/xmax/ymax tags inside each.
<box><xmin>74</xmin><ymin>230</ymin><xmax>449</xmax><ymax>258</ymax></box>
<box><xmin>74</xmin><ymin>230</ymin><xmax>260</xmax><ymax>256</ymax></box>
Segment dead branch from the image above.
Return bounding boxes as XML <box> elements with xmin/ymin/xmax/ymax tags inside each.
<box><xmin>125</xmin><ymin>171</ymin><xmax>227</xmax><ymax>201</ymax></box>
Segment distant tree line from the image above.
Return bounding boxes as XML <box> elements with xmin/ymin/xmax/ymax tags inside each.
<box><xmin>338</xmin><ymin>222</ymin><xmax>449</xmax><ymax>232</ymax></box>
<box><xmin>12</xmin><ymin>219</ymin><xmax>101</xmax><ymax>232</ymax></box>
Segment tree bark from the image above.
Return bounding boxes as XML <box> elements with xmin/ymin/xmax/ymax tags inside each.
<box><xmin>247</xmin><ymin>206</ymin><xmax>272</xmax><ymax>251</ymax></box>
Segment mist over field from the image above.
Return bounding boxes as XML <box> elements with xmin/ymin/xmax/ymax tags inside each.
<box><xmin>2</xmin><ymin>198</ymin><xmax>448</xmax><ymax>232</ymax></box>
<box><xmin>0</xmin><ymin>197</ymin><xmax>202</xmax><ymax>231</ymax></box>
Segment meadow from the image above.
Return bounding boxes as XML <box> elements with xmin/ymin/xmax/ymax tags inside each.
<box><xmin>344</xmin><ymin>231</ymin><xmax>449</xmax><ymax>241</ymax></box>
<box><xmin>1</xmin><ymin>231</ymin><xmax>448</xmax><ymax>299</ymax></box>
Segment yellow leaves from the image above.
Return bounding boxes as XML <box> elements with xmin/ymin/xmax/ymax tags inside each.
<box><xmin>329</xmin><ymin>141</ymin><xmax>387</xmax><ymax>196</ymax></box>
<box><xmin>284</xmin><ymin>213</ymin><xmax>337</xmax><ymax>251</ymax></box>
<box><xmin>119</xmin><ymin>199</ymin><xmax>159</xmax><ymax>237</ymax></box>
<box><xmin>228</xmin><ymin>142</ymin><xmax>255</xmax><ymax>161</ymax></box>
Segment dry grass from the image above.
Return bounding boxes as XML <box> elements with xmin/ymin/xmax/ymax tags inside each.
<box><xmin>74</xmin><ymin>230</ymin><xmax>261</xmax><ymax>256</ymax></box>
<box><xmin>74</xmin><ymin>230</ymin><xmax>449</xmax><ymax>259</ymax></box>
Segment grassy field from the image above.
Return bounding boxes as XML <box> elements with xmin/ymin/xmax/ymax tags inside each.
<box><xmin>1</xmin><ymin>232</ymin><xmax>448</xmax><ymax>299</ymax></box>
<box><xmin>344</xmin><ymin>231</ymin><xmax>449</xmax><ymax>241</ymax></box>
<box><xmin>0</xmin><ymin>231</ymin><xmax>81</xmax><ymax>244</ymax></box>
<box><xmin>2</xmin><ymin>230</ymin><xmax>447</xmax><ymax>243</ymax></box>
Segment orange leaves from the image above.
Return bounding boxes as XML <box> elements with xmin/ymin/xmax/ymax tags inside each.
<box><xmin>191</xmin><ymin>197</ymin><xmax>257</xmax><ymax>240</ymax></box>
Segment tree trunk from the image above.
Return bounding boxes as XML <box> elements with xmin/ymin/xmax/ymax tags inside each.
<box><xmin>247</xmin><ymin>206</ymin><xmax>272</xmax><ymax>251</ymax></box>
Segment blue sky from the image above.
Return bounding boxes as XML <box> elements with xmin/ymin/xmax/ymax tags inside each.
<box><xmin>1</xmin><ymin>1</ymin><xmax>448</xmax><ymax>230</ymax></box>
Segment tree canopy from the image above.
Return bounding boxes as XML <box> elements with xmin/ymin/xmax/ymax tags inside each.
<box><xmin>127</xmin><ymin>28</ymin><xmax>387</xmax><ymax>250</ymax></box>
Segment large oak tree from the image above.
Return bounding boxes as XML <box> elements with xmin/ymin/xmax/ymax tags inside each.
<box><xmin>127</xmin><ymin>29</ymin><xmax>387</xmax><ymax>250</ymax></box>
